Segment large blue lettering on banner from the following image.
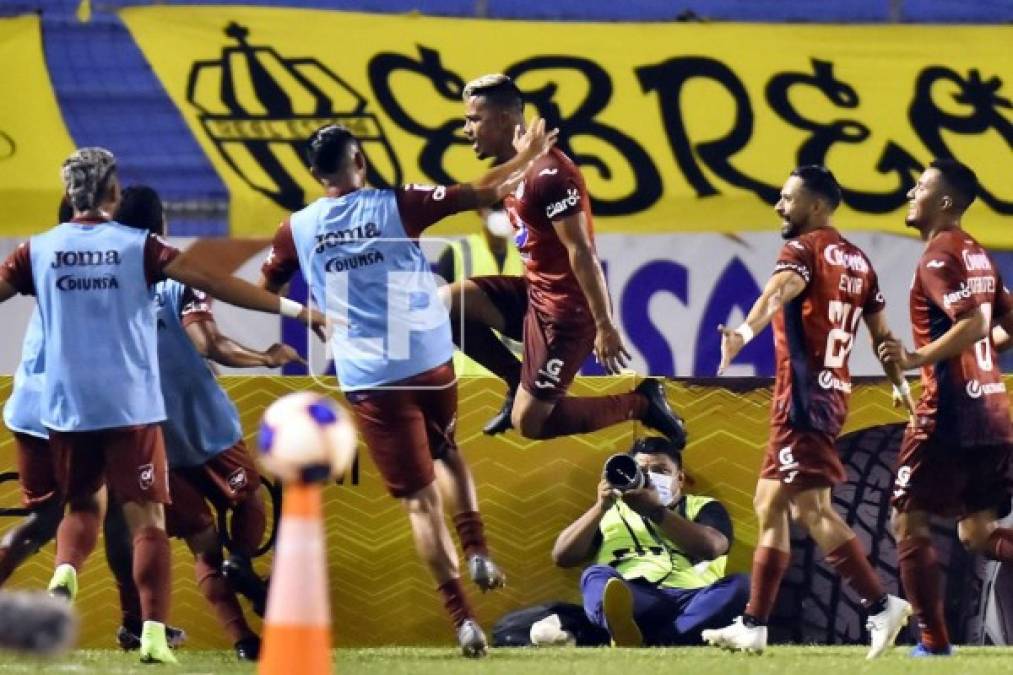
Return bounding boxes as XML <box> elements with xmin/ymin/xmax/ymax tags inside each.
<box><xmin>694</xmin><ymin>256</ymin><xmax>774</xmax><ymax>376</ymax></box>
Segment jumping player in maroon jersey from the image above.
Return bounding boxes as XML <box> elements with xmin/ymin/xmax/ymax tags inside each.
<box><xmin>448</xmin><ymin>74</ymin><xmax>685</xmax><ymax>445</ymax></box>
<box><xmin>704</xmin><ymin>166</ymin><xmax>913</xmax><ymax>658</ymax></box>
<box><xmin>878</xmin><ymin>159</ymin><xmax>1013</xmax><ymax>657</ymax></box>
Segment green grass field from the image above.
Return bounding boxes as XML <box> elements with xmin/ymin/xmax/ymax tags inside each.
<box><xmin>1</xmin><ymin>646</ymin><xmax>1011</xmax><ymax>674</ymax></box>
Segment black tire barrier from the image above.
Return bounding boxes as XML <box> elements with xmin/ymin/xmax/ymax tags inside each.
<box><xmin>769</xmin><ymin>422</ymin><xmax>1012</xmax><ymax>645</ymax></box>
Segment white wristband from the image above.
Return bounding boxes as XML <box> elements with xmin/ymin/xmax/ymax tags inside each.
<box><xmin>734</xmin><ymin>323</ymin><xmax>754</xmax><ymax>345</ymax></box>
<box><xmin>279</xmin><ymin>297</ymin><xmax>304</xmax><ymax>318</ymax></box>
<box><xmin>893</xmin><ymin>380</ymin><xmax>911</xmax><ymax>397</ymax></box>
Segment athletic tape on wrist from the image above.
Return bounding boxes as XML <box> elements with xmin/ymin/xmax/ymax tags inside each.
<box><xmin>279</xmin><ymin>297</ymin><xmax>304</xmax><ymax>318</ymax></box>
<box><xmin>734</xmin><ymin>323</ymin><xmax>754</xmax><ymax>345</ymax></box>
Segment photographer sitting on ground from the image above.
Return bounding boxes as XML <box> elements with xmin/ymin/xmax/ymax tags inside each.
<box><xmin>552</xmin><ymin>437</ymin><xmax>748</xmax><ymax>646</ymax></box>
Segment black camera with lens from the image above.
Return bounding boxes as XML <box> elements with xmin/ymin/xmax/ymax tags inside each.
<box><xmin>603</xmin><ymin>454</ymin><xmax>645</xmax><ymax>492</ymax></box>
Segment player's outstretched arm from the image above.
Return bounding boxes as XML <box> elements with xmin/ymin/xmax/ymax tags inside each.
<box><xmin>553</xmin><ymin>212</ymin><xmax>630</xmax><ymax>374</ymax></box>
<box><xmin>863</xmin><ymin>311</ymin><xmax>917</xmax><ymax>417</ymax></box>
<box><xmin>164</xmin><ymin>253</ymin><xmax>326</xmax><ymax>340</ymax></box>
<box><xmin>551</xmin><ymin>478</ymin><xmax>616</xmax><ymax>568</ymax></box>
<box><xmin>465</xmin><ymin>117</ymin><xmax>558</xmax><ymax>205</ymax></box>
<box><xmin>717</xmin><ymin>270</ymin><xmax>806</xmax><ymax>375</ymax></box>
<box><xmin>185</xmin><ymin>318</ymin><xmax>305</xmax><ymax>369</ymax></box>
<box><xmin>878</xmin><ymin>306</ymin><xmax>988</xmax><ymax>370</ymax></box>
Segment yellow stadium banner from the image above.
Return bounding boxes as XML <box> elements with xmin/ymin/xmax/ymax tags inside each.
<box><xmin>0</xmin><ymin>15</ymin><xmax>76</xmax><ymax>236</ymax></box>
<box><xmin>121</xmin><ymin>8</ymin><xmax>1012</xmax><ymax>244</ymax></box>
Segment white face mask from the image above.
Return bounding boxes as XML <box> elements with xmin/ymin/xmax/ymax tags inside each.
<box><xmin>485</xmin><ymin>210</ymin><xmax>514</xmax><ymax>239</ymax></box>
<box><xmin>649</xmin><ymin>471</ymin><xmax>673</xmax><ymax>506</ymax></box>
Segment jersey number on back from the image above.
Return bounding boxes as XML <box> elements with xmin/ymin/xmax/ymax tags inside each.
<box><xmin>825</xmin><ymin>301</ymin><xmax>864</xmax><ymax>369</ymax></box>
<box><xmin>974</xmin><ymin>302</ymin><xmax>994</xmax><ymax>372</ymax></box>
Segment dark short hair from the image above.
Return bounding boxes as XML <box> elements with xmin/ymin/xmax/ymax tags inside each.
<box><xmin>57</xmin><ymin>197</ymin><xmax>73</xmax><ymax>223</ymax></box>
<box><xmin>628</xmin><ymin>436</ymin><xmax>683</xmax><ymax>468</ymax></box>
<box><xmin>306</xmin><ymin>124</ymin><xmax>358</xmax><ymax>174</ymax></box>
<box><xmin>115</xmin><ymin>185</ymin><xmax>165</xmax><ymax>235</ymax></box>
<box><xmin>930</xmin><ymin>158</ymin><xmax>977</xmax><ymax>213</ymax></box>
<box><xmin>791</xmin><ymin>165</ymin><xmax>842</xmax><ymax>211</ymax></box>
<box><xmin>463</xmin><ymin>73</ymin><xmax>523</xmax><ymax>114</ymax></box>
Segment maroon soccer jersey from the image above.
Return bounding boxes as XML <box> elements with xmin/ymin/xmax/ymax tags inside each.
<box><xmin>908</xmin><ymin>229</ymin><xmax>1012</xmax><ymax>446</ymax></box>
<box><xmin>503</xmin><ymin>147</ymin><xmax>595</xmax><ymax>321</ymax></box>
<box><xmin>770</xmin><ymin>228</ymin><xmax>885</xmax><ymax>437</ymax></box>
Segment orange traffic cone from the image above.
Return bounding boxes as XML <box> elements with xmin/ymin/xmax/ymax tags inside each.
<box><xmin>258</xmin><ymin>482</ymin><xmax>332</xmax><ymax>674</ymax></box>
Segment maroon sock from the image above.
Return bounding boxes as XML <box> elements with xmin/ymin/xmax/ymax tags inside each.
<box><xmin>536</xmin><ymin>394</ymin><xmax>648</xmax><ymax>439</ymax></box>
<box><xmin>437</xmin><ymin>578</ymin><xmax>474</xmax><ymax>628</ymax></box>
<box><xmin>195</xmin><ymin>553</ymin><xmax>253</xmax><ymax>643</ymax></box>
<box><xmin>452</xmin><ymin>511</ymin><xmax>488</xmax><ymax>558</ymax></box>
<box><xmin>824</xmin><ymin>537</ymin><xmax>886</xmax><ymax>607</ymax></box>
<box><xmin>744</xmin><ymin>546</ymin><xmax>791</xmax><ymax>623</ymax></box>
<box><xmin>55</xmin><ymin>506</ymin><xmax>101</xmax><ymax>571</ymax></box>
<box><xmin>132</xmin><ymin>526</ymin><xmax>171</xmax><ymax>623</ymax></box>
<box><xmin>898</xmin><ymin>537</ymin><xmax>949</xmax><ymax>650</ymax></box>
<box><xmin>985</xmin><ymin>528</ymin><xmax>1013</xmax><ymax>563</ymax></box>
<box><xmin>229</xmin><ymin>495</ymin><xmax>267</xmax><ymax>559</ymax></box>
<box><xmin>452</xmin><ymin>318</ymin><xmax>521</xmax><ymax>390</ymax></box>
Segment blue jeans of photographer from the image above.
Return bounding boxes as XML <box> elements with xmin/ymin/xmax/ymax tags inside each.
<box><xmin>581</xmin><ymin>564</ymin><xmax>749</xmax><ymax>645</ymax></box>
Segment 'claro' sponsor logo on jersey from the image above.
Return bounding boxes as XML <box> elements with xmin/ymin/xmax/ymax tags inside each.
<box><xmin>545</xmin><ymin>187</ymin><xmax>580</xmax><ymax>219</ymax></box>
<box><xmin>822</xmin><ymin>244</ymin><xmax>869</xmax><ymax>273</ymax></box>
<box><xmin>965</xmin><ymin>379</ymin><xmax>1006</xmax><ymax>399</ymax></box>
<box><xmin>942</xmin><ymin>277</ymin><xmax>996</xmax><ymax>309</ymax></box>
<box><xmin>818</xmin><ymin>369</ymin><xmax>852</xmax><ymax>393</ymax></box>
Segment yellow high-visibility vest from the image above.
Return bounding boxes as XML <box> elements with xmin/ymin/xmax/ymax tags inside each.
<box><xmin>594</xmin><ymin>495</ymin><xmax>728</xmax><ymax>590</ymax></box>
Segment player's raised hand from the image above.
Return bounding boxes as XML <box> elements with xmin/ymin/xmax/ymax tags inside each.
<box><xmin>716</xmin><ymin>324</ymin><xmax>745</xmax><ymax>375</ymax></box>
<box><xmin>264</xmin><ymin>343</ymin><xmax>306</xmax><ymax>368</ymax></box>
<box><xmin>594</xmin><ymin>321</ymin><xmax>631</xmax><ymax>375</ymax></box>
<box><xmin>512</xmin><ymin>117</ymin><xmax>559</xmax><ymax>161</ymax></box>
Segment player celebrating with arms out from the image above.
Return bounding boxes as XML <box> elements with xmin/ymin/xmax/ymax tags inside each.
<box><xmin>260</xmin><ymin>120</ymin><xmax>555</xmax><ymax>656</ymax></box>
<box><xmin>446</xmin><ymin>74</ymin><xmax>685</xmax><ymax>445</ymax></box>
<box><xmin>704</xmin><ymin>166</ymin><xmax>913</xmax><ymax>658</ymax></box>
<box><xmin>879</xmin><ymin>159</ymin><xmax>1013</xmax><ymax>657</ymax></box>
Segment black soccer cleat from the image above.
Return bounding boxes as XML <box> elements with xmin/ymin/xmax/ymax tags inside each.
<box><xmin>482</xmin><ymin>389</ymin><xmax>515</xmax><ymax>436</ymax></box>
<box><xmin>635</xmin><ymin>378</ymin><xmax>687</xmax><ymax>449</ymax></box>
<box><xmin>234</xmin><ymin>635</ymin><xmax>261</xmax><ymax>661</ymax></box>
<box><xmin>222</xmin><ymin>554</ymin><xmax>268</xmax><ymax>618</ymax></box>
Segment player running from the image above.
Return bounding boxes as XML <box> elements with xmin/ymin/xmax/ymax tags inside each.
<box><xmin>112</xmin><ymin>185</ymin><xmax>301</xmax><ymax>660</ymax></box>
<box><xmin>878</xmin><ymin>159</ymin><xmax>1013</xmax><ymax>657</ymax></box>
<box><xmin>259</xmin><ymin>121</ymin><xmax>555</xmax><ymax>656</ymax></box>
<box><xmin>447</xmin><ymin>74</ymin><xmax>685</xmax><ymax>444</ymax></box>
<box><xmin>0</xmin><ymin>147</ymin><xmax>323</xmax><ymax>664</ymax></box>
<box><xmin>704</xmin><ymin>166</ymin><xmax>912</xmax><ymax>658</ymax></box>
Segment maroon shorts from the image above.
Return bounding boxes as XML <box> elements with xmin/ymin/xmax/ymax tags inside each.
<box><xmin>471</xmin><ymin>275</ymin><xmax>595</xmax><ymax>402</ymax></box>
<box><xmin>165</xmin><ymin>440</ymin><xmax>262</xmax><ymax>539</ymax></box>
<box><xmin>13</xmin><ymin>432</ymin><xmax>60</xmax><ymax>509</ymax></box>
<box><xmin>345</xmin><ymin>362</ymin><xmax>457</xmax><ymax>498</ymax></box>
<box><xmin>759</xmin><ymin>423</ymin><xmax>846</xmax><ymax>490</ymax></box>
<box><xmin>892</xmin><ymin>426</ymin><xmax>1013</xmax><ymax>519</ymax></box>
<box><xmin>47</xmin><ymin>424</ymin><xmax>170</xmax><ymax>505</ymax></box>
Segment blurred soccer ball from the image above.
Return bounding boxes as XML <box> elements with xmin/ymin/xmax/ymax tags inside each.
<box><xmin>258</xmin><ymin>392</ymin><xmax>357</xmax><ymax>483</ymax></box>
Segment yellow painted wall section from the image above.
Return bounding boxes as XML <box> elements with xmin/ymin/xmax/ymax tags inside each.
<box><xmin>0</xmin><ymin>375</ymin><xmax>911</xmax><ymax>647</ymax></box>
